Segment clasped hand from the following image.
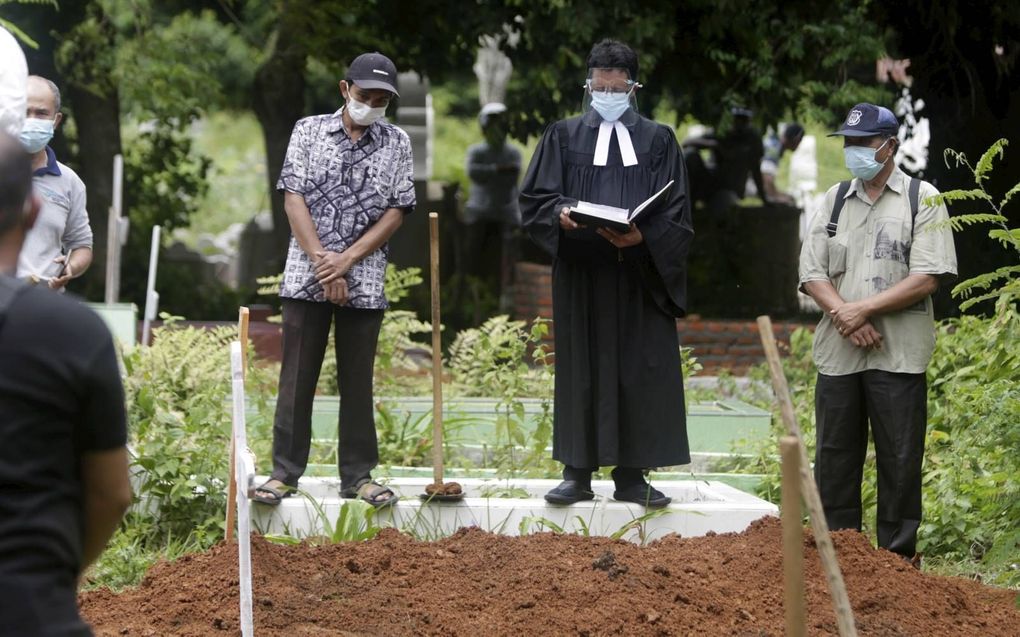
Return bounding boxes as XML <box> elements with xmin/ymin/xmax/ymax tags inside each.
<box><xmin>831</xmin><ymin>301</ymin><xmax>882</xmax><ymax>350</ymax></box>
<box><xmin>314</xmin><ymin>250</ymin><xmax>352</xmax><ymax>304</ymax></box>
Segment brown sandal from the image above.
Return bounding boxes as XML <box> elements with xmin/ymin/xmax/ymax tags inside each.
<box><xmin>341</xmin><ymin>480</ymin><xmax>397</xmax><ymax>509</ymax></box>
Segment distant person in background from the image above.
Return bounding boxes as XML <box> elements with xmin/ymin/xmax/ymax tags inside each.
<box><xmin>0</xmin><ymin>26</ymin><xmax>27</xmax><ymax>136</ymax></box>
<box><xmin>683</xmin><ymin>106</ymin><xmax>768</xmax><ymax>213</ymax></box>
<box><xmin>462</xmin><ymin>102</ymin><xmax>522</xmax><ymax>312</ymax></box>
<box><xmin>0</xmin><ymin>131</ymin><xmax>132</xmax><ymax>636</ymax></box>
<box><xmin>15</xmin><ymin>75</ymin><xmax>93</xmax><ymax>290</ymax></box>
<box><xmin>758</xmin><ymin>122</ymin><xmax>804</xmax><ymax>205</ymax></box>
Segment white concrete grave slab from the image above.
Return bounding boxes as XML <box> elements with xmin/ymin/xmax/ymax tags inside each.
<box><xmin>250</xmin><ymin>476</ymin><xmax>777</xmax><ymax>544</ymax></box>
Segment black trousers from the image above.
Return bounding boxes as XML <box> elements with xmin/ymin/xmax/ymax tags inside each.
<box><xmin>814</xmin><ymin>370</ymin><xmax>927</xmax><ymax>557</ymax></box>
<box><xmin>270</xmin><ymin>299</ymin><xmax>384</xmax><ymax>492</ymax></box>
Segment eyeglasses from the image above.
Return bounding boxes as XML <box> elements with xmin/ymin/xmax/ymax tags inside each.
<box><xmin>584</xmin><ymin>78</ymin><xmax>641</xmax><ymax>95</ymax></box>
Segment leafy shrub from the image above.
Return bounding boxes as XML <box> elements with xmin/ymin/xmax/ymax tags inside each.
<box><xmin>448</xmin><ymin>316</ymin><xmax>556</xmax><ymax>477</ymax></box>
<box><xmin>121</xmin><ymin>319</ymin><xmax>272</xmax><ymax>548</ymax></box>
<box><xmin>925</xmin><ymin>138</ymin><xmax>1019</xmax><ymax>311</ymax></box>
<box><xmin>920</xmin><ymin>297</ymin><xmax>1020</xmax><ymax>586</ymax></box>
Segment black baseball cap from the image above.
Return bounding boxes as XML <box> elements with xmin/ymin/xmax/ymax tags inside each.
<box><xmin>347</xmin><ymin>52</ymin><xmax>400</xmax><ymax>96</ymax></box>
<box><xmin>829</xmin><ymin>103</ymin><xmax>899</xmax><ymax>137</ymax></box>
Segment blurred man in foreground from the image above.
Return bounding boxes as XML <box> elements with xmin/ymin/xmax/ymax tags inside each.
<box><xmin>0</xmin><ymin>132</ymin><xmax>132</xmax><ymax>636</ymax></box>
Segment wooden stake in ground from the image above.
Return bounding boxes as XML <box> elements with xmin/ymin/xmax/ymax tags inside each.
<box><xmin>430</xmin><ymin>213</ymin><xmax>444</xmax><ymax>487</ymax></box>
<box><xmin>757</xmin><ymin>315</ymin><xmax>858</xmax><ymax>637</ymax></box>
<box><xmin>421</xmin><ymin>214</ymin><xmax>462</xmax><ymax>502</ymax></box>
<box><xmin>226</xmin><ymin>306</ymin><xmax>250</xmax><ymax>543</ymax></box>
<box><xmin>781</xmin><ymin>435</ymin><xmax>806</xmax><ymax>637</ymax></box>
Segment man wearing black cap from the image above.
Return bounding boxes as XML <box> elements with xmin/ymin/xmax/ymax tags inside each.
<box><xmin>798</xmin><ymin>103</ymin><xmax>957</xmax><ymax>562</ymax></box>
<box><xmin>254</xmin><ymin>52</ymin><xmax>415</xmax><ymax>509</ymax></box>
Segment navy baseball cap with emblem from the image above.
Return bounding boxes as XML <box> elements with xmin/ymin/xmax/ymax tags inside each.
<box><xmin>828</xmin><ymin>103</ymin><xmax>899</xmax><ymax>137</ymax></box>
<box><xmin>347</xmin><ymin>52</ymin><xmax>400</xmax><ymax>96</ymax></box>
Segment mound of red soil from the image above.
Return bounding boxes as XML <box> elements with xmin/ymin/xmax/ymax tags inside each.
<box><xmin>80</xmin><ymin>517</ymin><xmax>1019</xmax><ymax>636</ymax></box>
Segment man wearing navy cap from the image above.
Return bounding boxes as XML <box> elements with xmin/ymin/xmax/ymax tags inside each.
<box><xmin>798</xmin><ymin>103</ymin><xmax>957</xmax><ymax>563</ymax></box>
<box><xmin>254</xmin><ymin>51</ymin><xmax>415</xmax><ymax>509</ymax></box>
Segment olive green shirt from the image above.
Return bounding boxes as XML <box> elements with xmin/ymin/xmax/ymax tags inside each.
<box><xmin>798</xmin><ymin>166</ymin><xmax>957</xmax><ymax>375</ymax></box>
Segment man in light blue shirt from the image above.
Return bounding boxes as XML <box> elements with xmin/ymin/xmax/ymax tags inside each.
<box><xmin>15</xmin><ymin>76</ymin><xmax>93</xmax><ymax>289</ymax></box>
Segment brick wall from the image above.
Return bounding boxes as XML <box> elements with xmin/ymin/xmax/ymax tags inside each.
<box><xmin>678</xmin><ymin>317</ymin><xmax>808</xmax><ymax>375</ymax></box>
<box><xmin>513</xmin><ymin>262</ymin><xmax>813</xmax><ymax>375</ymax></box>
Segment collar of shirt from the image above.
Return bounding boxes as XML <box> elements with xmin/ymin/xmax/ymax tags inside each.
<box><xmin>848</xmin><ymin>164</ymin><xmax>907</xmax><ymax>203</ymax></box>
<box><xmin>33</xmin><ymin>146</ymin><xmax>61</xmax><ymax>177</ymax></box>
<box><xmin>582</xmin><ymin>107</ymin><xmax>639</xmax><ymax>129</ymax></box>
<box><xmin>326</xmin><ymin>106</ymin><xmax>379</xmax><ymax>142</ymax></box>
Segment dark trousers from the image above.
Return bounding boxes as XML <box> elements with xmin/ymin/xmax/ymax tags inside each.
<box><xmin>814</xmin><ymin>370</ymin><xmax>927</xmax><ymax>557</ymax></box>
<box><xmin>270</xmin><ymin>299</ymin><xmax>384</xmax><ymax>492</ymax></box>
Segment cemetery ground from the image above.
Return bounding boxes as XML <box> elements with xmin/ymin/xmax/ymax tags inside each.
<box><xmin>80</xmin><ymin>517</ymin><xmax>1019</xmax><ymax>636</ymax></box>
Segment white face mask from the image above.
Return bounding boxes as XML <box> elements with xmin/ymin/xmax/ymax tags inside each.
<box><xmin>19</xmin><ymin>117</ymin><xmax>55</xmax><ymax>153</ymax></box>
<box><xmin>345</xmin><ymin>97</ymin><xmax>386</xmax><ymax>126</ymax></box>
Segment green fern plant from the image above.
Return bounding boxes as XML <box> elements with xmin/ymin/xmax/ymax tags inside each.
<box><xmin>0</xmin><ymin>0</ymin><xmax>58</xmax><ymax>49</ymax></box>
<box><xmin>925</xmin><ymin>138</ymin><xmax>1019</xmax><ymax>311</ymax></box>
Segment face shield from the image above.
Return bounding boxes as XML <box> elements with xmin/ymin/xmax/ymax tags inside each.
<box><xmin>582</xmin><ymin>68</ymin><xmax>641</xmax><ymax>121</ymax></box>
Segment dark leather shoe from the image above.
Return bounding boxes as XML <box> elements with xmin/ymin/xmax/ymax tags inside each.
<box><xmin>544</xmin><ymin>480</ymin><xmax>595</xmax><ymax>505</ymax></box>
<box><xmin>613</xmin><ymin>482</ymin><xmax>671</xmax><ymax>508</ymax></box>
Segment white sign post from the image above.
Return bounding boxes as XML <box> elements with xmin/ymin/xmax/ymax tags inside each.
<box><xmin>104</xmin><ymin>154</ymin><xmax>124</xmax><ymax>304</ymax></box>
<box><xmin>230</xmin><ymin>341</ymin><xmax>255</xmax><ymax>637</ymax></box>
<box><xmin>140</xmin><ymin>225</ymin><xmax>161</xmax><ymax>347</ymax></box>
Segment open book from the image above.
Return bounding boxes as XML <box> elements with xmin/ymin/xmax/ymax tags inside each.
<box><xmin>568</xmin><ymin>180</ymin><xmax>674</xmax><ymax>233</ymax></box>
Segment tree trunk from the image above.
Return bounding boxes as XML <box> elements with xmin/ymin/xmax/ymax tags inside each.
<box><xmin>252</xmin><ymin>32</ymin><xmax>307</xmax><ymax>271</ymax></box>
<box><xmin>65</xmin><ymin>84</ymin><xmax>122</xmax><ymax>300</ymax></box>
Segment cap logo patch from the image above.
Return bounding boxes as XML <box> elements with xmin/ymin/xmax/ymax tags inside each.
<box><xmin>372</xmin><ymin>69</ymin><xmax>390</xmax><ymax>76</ymax></box>
<box><xmin>847</xmin><ymin>110</ymin><xmax>862</xmax><ymax>126</ymax></box>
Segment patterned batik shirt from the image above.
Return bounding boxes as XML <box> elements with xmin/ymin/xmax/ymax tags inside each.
<box><xmin>276</xmin><ymin>107</ymin><xmax>415</xmax><ymax>308</ymax></box>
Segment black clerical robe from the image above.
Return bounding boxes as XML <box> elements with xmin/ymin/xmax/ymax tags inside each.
<box><xmin>519</xmin><ymin>108</ymin><xmax>694</xmax><ymax>469</ymax></box>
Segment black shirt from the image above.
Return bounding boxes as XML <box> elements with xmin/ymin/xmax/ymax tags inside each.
<box><xmin>0</xmin><ymin>277</ymin><xmax>127</xmax><ymax>634</ymax></box>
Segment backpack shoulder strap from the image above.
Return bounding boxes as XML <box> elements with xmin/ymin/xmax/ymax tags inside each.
<box><xmin>826</xmin><ymin>180</ymin><xmax>853</xmax><ymax>238</ymax></box>
<box><xmin>908</xmin><ymin>177</ymin><xmax>921</xmax><ymax>230</ymax></box>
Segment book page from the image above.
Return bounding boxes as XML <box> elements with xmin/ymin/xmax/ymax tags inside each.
<box><xmin>629</xmin><ymin>180</ymin><xmax>675</xmax><ymax>221</ymax></box>
<box><xmin>570</xmin><ymin>201</ymin><xmax>629</xmax><ymax>223</ymax></box>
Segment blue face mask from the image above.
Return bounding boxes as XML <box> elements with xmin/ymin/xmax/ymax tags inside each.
<box><xmin>18</xmin><ymin>117</ymin><xmax>55</xmax><ymax>154</ymax></box>
<box><xmin>844</xmin><ymin>139</ymin><xmax>890</xmax><ymax>181</ymax></box>
<box><xmin>590</xmin><ymin>90</ymin><xmax>631</xmax><ymax>123</ymax></box>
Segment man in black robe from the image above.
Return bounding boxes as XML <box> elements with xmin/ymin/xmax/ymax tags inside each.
<box><xmin>519</xmin><ymin>39</ymin><xmax>693</xmax><ymax>507</ymax></box>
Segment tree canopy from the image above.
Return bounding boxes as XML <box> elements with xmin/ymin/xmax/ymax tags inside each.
<box><xmin>2</xmin><ymin>0</ymin><xmax>1016</xmax><ymax>315</ymax></box>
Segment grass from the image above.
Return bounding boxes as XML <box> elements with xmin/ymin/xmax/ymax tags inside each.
<box><xmin>179</xmin><ymin>111</ymin><xmax>269</xmax><ymax>246</ymax></box>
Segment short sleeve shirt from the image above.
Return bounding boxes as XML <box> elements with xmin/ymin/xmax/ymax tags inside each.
<box><xmin>798</xmin><ymin>166</ymin><xmax>958</xmax><ymax>375</ymax></box>
<box><xmin>0</xmin><ymin>278</ymin><xmax>127</xmax><ymax>589</ymax></box>
<box><xmin>276</xmin><ymin>108</ymin><xmax>416</xmax><ymax>308</ymax></box>
<box><xmin>760</xmin><ymin>134</ymin><xmax>782</xmax><ymax>177</ymax></box>
<box><xmin>16</xmin><ymin>148</ymin><xmax>93</xmax><ymax>282</ymax></box>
